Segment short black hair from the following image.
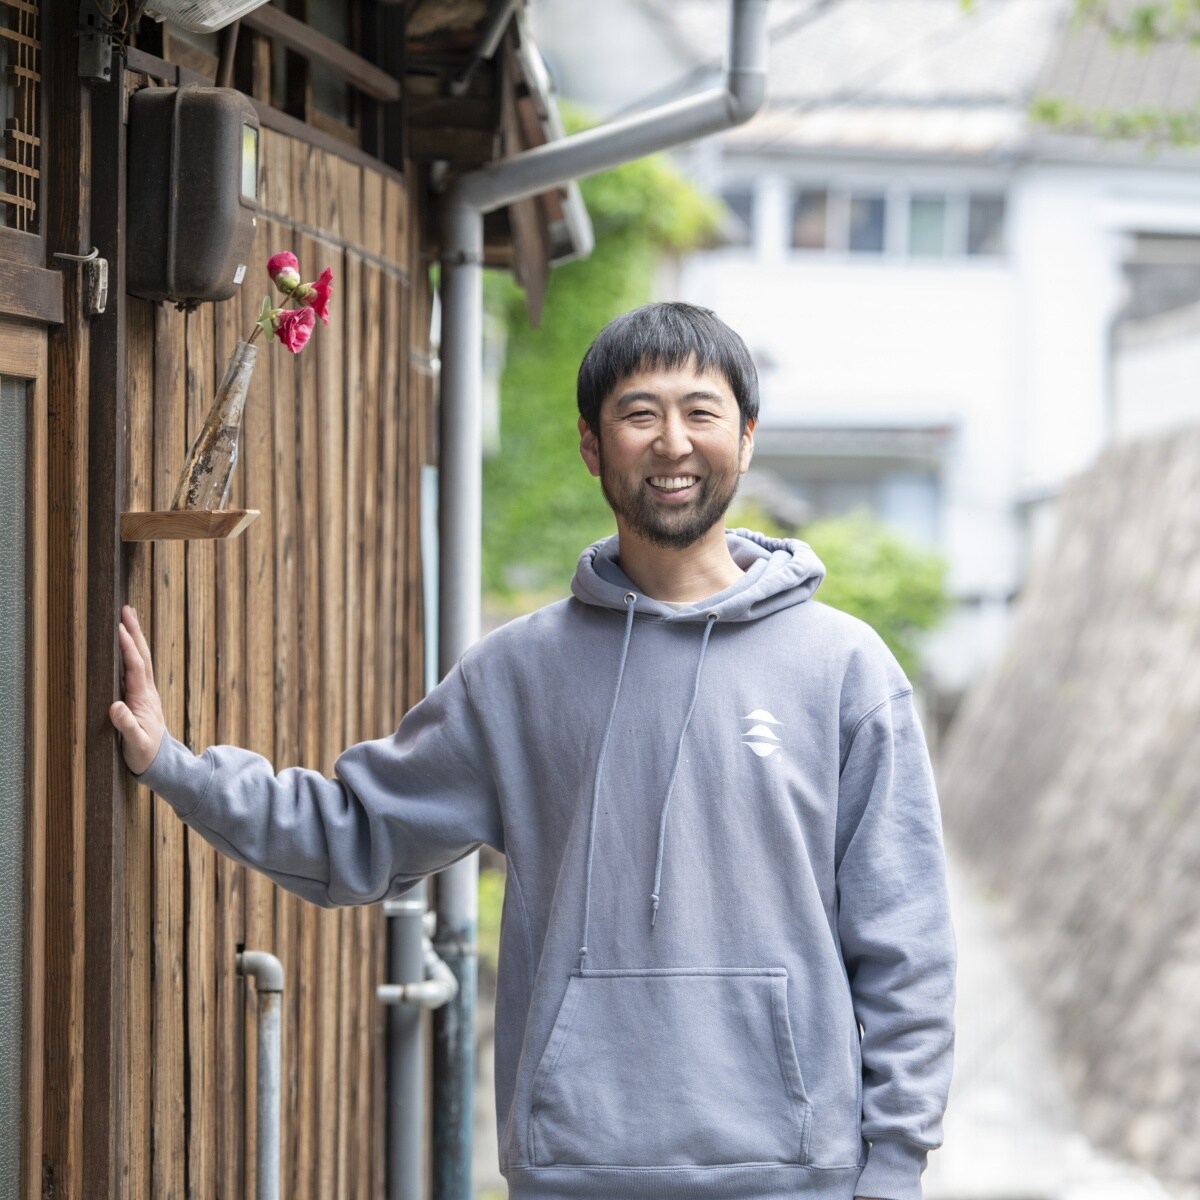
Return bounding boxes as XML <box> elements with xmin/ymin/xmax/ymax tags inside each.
<box><xmin>576</xmin><ymin>302</ymin><xmax>759</xmax><ymax>434</ymax></box>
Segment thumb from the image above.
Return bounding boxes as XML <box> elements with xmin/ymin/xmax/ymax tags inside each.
<box><xmin>110</xmin><ymin>700</ymin><xmax>148</xmax><ymax>748</ymax></box>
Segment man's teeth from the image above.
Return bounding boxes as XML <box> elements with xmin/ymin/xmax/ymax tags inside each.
<box><xmin>648</xmin><ymin>476</ymin><xmax>698</xmax><ymax>491</ymax></box>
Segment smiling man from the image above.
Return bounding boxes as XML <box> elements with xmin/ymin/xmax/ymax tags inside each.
<box><xmin>112</xmin><ymin>302</ymin><xmax>955</xmax><ymax>1200</ymax></box>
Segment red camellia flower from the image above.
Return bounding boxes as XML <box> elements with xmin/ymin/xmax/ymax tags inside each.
<box><xmin>299</xmin><ymin>266</ymin><xmax>334</xmax><ymax>326</ymax></box>
<box><xmin>273</xmin><ymin>305</ymin><xmax>316</xmax><ymax>353</ymax></box>
<box><xmin>267</xmin><ymin>251</ymin><xmax>301</xmax><ymax>295</ymax></box>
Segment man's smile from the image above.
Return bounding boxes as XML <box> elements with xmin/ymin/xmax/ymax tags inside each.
<box><xmin>646</xmin><ymin>474</ymin><xmax>700</xmax><ymax>497</ymax></box>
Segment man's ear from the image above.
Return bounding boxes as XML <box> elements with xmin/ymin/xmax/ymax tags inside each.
<box><xmin>579</xmin><ymin>416</ymin><xmax>601</xmax><ymax>478</ymax></box>
<box><xmin>739</xmin><ymin>417</ymin><xmax>756</xmax><ymax>474</ymax></box>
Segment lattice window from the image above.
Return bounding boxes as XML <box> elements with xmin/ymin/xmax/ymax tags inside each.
<box><xmin>0</xmin><ymin>0</ymin><xmax>39</xmax><ymax>233</ymax></box>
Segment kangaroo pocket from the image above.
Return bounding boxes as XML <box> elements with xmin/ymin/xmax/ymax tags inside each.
<box><xmin>528</xmin><ymin>967</ymin><xmax>812</xmax><ymax>1168</ymax></box>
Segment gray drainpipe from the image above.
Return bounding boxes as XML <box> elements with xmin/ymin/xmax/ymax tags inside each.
<box><xmin>432</xmin><ymin>4</ymin><xmax>769</xmax><ymax>1197</ymax></box>
<box><xmin>237</xmin><ymin>951</ymin><xmax>284</xmax><ymax>1200</ymax></box>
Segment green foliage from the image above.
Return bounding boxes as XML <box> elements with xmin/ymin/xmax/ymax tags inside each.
<box><xmin>1031</xmin><ymin>94</ymin><xmax>1200</xmax><ymax>147</ymax></box>
<box><xmin>805</xmin><ymin>514</ymin><xmax>949</xmax><ymax>679</ymax></box>
<box><xmin>481</xmin><ymin>122</ymin><xmax>722</xmax><ymax>598</ymax></box>
<box><xmin>730</xmin><ymin>501</ymin><xmax>950</xmax><ymax>679</ymax></box>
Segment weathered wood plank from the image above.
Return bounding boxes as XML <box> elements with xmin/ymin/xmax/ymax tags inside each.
<box><xmin>375</xmin><ymin>273</ymin><xmax>401</xmax><ymax>729</ymax></box>
<box><xmin>152</xmin><ymin>300</ymin><xmax>188</xmax><ymax>1200</ymax></box>
<box><xmin>213</xmin><ymin>291</ymin><xmax>247</xmax><ymax>1200</ymax></box>
<box><xmin>184</xmin><ymin>305</ymin><xmax>219</xmax><ymax>1200</ymax></box>
<box><xmin>342</xmin><ymin>249</ymin><xmax>364</xmax><ymax>751</ymax></box>
<box><xmin>122</xmin><ymin>298</ymin><xmax>155</xmax><ymax>1200</ymax></box>
<box><xmin>361</xmin><ymin>167</ymin><xmax>385</xmax><ymax>260</ymax></box>
<box><xmin>294</xmin><ymin>229</ymin><xmax>324</xmax><ymax>1200</ymax></box>
<box><xmin>337</xmin><ymin>158</ymin><xmax>363</xmax><ymax>254</ymax></box>
<box><xmin>264</xmin><ymin>208</ymin><xmax>303</xmax><ymax>1200</ymax></box>
<box><xmin>383</xmin><ymin>177</ymin><xmax>406</xmax><ymax>270</ymax></box>
<box><xmin>358</xmin><ymin>264</ymin><xmax>382</xmax><ymax>738</ymax></box>
<box><xmin>241</xmin><ymin>202</ymin><xmax>276</xmax><ymax>1200</ymax></box>
<box><xmin>82</xmin><ymin>66</ymin><xmax>129</xmax><ymax>1199</ymax></box>
<box><xmin>260</xmin><ymin>127</ymin><xmax>292</xmax><ymax>218</ymax></box>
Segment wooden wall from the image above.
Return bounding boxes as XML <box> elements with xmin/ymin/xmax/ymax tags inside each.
<box><xmin>118</xmin><ymin>127</ymin><xmax>433</xmax><ymax>1200</ymax></box>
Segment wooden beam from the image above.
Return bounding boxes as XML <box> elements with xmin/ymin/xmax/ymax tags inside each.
<box><xmin>0</xmin><ymin>257</ymin><xmax>63</xmax><ymax>324</ymax></box>
<box><xmin>41</xmin><ymin>10</ymin><xmax>90</xmax><ymax>1196</ymax></box>
<box><xmin>241</xmin><ymin>6</ymin><xmax>402</xmax><ymax>103</ymax></box>
<box><xmin>120</xmin><ymin>508</ymin><xmax>260</xmax><ymax>541</ymax></box>
<box><xmin>82</xmin><ymin>48</ymin><xmax>128</xmax><ymax>1200</ymax></box>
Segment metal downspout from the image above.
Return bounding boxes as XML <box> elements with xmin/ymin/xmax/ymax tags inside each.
<box><xmin>432</xmin><ymin>5</ymin><xmax>769</xmax><ymax>1198</ymax></box>
<box><xmin>237</xmin><ymin>951</ymin><xmax>284</xmax><ymax>1200</ymax></box>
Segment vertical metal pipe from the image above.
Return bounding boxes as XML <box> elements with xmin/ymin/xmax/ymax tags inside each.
<box><xmin>238</xmin><ymin>952</ymin><xmax>284</xmax><ymax>1200</ymax></box>
<box><xmin>386</xmin><ymin>882</ymin><xmax>429</xmax><ymax>1200</ymax></box>
<box><xmin>433</xmin><ymin>196</ymin><xmax>485</xmax><ymax>1200</ymax></box>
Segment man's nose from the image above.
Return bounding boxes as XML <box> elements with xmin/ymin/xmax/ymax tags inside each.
<box><xmin>654</xmin><ymin>415</ymin><xmax>692</xmax><ymax>459</ymax></box>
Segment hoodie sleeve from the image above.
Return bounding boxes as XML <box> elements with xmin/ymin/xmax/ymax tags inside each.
<box><xmin>835</xmin><ymin>687</ymin><xmax>956</xmax><ymax>1200</ymax></box>
<box><xmin>138</xmin><ymin>660</ymin><xmax>503</xmax><ymax>908</ymax></box>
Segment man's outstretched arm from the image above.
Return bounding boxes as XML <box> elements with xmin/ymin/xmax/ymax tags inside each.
<box><xmin>110</xmin><ymin>606</ymin><xmax>504</xmax><ymax>907</ymax></box>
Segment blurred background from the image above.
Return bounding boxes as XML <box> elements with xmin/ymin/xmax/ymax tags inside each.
<box><xmin>470</xmin><ymin>1</ymin><xmax>1200</xmax><ymax>1197</ymax></box>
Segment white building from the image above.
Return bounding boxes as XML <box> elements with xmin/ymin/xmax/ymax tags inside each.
<box><xmin>532</xmin><ymin>0</ymin><xmax>1200</xmax><ymax>698</ymax></box>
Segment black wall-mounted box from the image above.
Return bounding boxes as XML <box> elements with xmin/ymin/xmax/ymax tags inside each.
<box><xmin>127</xmin><ymin>86</ymin><xmax>259</xmax><ymax>304</ymax></box>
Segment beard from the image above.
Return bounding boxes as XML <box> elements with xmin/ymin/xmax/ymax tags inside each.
<box><xmin>597</xmin><ymin>445</ymin><xmax>741</xmax><ymax>550</ymax></box>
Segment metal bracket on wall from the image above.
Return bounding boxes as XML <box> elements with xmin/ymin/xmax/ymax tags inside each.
<box><xmin>53</xmin><ymin>247</ymin><xmax>109</xmax><ymax>317</ymax></box>
<box><xmin>78</xmin><ymin>2</ymin><xmax>115</xmax><ymax>82</ymax></box>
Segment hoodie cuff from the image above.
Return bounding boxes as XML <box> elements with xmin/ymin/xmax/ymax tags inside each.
<box><xmin>854</xmin><ymin>1138</ymin><xmax>928</xmax><ymax>1200</ymax></box>
<box><xmin>137</xmin><ymin>731</ymin><xmax>214</xmax><ymax>820</ymax></box>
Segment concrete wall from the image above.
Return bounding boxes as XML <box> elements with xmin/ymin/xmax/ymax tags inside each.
<box><xmin>1114</xmin><ymin>300</ymin><xmax>1200</xmax><ymax>441</ymax></box>
<box><xmin>938</xmin><ymin>425</ymin><xmax>1200</xmax><ymax>1198</ymax></box>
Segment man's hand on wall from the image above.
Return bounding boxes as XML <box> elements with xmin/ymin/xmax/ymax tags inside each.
<box><xmin>109</xmin><ymin>605</ymin><xmax>167</xmax><ymax>776</ymax></box>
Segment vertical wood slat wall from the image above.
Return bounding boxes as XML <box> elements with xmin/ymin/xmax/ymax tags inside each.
<box><xmin>120</xmin><ymin>127</ymin><xmax>432</xmax><ymax>1200</ymax></box>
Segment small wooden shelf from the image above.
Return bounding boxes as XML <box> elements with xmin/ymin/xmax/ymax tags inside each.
<box><xmin>121</xmin><ymin>509</ymin><xmax>261</xmax><ymax>542</ymax></box>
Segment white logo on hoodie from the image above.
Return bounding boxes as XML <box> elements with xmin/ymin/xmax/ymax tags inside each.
<box><xmin>742</xmin><ymin>709</ymin><xmax>782</xmax><ymax>758</ymax></box>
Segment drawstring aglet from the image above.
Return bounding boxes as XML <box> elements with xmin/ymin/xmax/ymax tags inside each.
<box><xmin>650</xmin><ymin>894</ymin><xmax>660</xmax><ymax>928</ymax></box>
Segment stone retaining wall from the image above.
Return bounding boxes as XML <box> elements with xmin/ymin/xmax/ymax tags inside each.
<box><xmin>939</xmin><ymin>426</ymin><xmax>1200</xmax><ymax>1197</ymax></box>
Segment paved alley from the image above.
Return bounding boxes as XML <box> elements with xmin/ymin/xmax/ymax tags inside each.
<box><xmin>926</xmin><ymin>853</ymin><xmax>1172</xmax><ymax>1200</ymax></box>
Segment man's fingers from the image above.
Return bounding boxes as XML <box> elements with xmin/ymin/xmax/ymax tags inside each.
<box><xmin>117</xmin><ymin>622</ymin><xmax>147</xmax><ymax>687</ymax></box>
<box><xmin>109</xmin><ymin>700</ymin><xmax>160</xmax><ymax>776</ymax></box>
<box><xmin>122</xmin><ymin>605</ymin><xmax>156</xmax><ymax>684</ymax></box>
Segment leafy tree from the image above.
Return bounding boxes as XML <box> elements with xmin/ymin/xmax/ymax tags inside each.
<box><xmin>729</xmin><ymin>501</ymin><xmax>949</xmax><ymax>679</ymax></box>
<box><xmin>482</xmin><ymin>121</ymin><xmax>722</xmax><ymax>599</ymax></box>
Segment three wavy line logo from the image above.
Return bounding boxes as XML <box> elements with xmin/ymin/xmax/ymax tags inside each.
<box><xmin>742</xmin><ymin>709</ymin><xmax>782</xmax><ymax>758</ymax></box>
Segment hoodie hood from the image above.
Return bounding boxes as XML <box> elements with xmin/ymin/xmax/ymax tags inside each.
<box><xmin>570</xmin><ymin>528</ymin><xmax>826</xmax><ymax>622</ymax></box>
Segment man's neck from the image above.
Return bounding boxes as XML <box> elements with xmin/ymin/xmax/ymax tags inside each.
<box><xmin>614</xmin><ymin>524</ymin><xmax>744</xmax><ymax>603</ymax></box>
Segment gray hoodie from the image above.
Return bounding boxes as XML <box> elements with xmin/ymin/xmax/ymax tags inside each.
<box><xmin>141</xmin><ymin>529</ymin><xmax>955</xmax><ymax>1200</ymax></box>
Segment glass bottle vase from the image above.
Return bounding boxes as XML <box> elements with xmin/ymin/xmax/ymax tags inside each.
<box><xmin>171</xmin><ymin>340</ymin><xmax>258</xmax><ymax>511</ymax></box>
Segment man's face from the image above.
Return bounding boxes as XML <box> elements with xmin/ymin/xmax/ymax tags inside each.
<box><xmin>579</xmin><ymin>361</ymin><xmax>755</xmax><ymax>550</ymax></box>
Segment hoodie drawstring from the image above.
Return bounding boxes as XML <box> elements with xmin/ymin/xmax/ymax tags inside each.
<box><xmin>650</xmin><ymin>611</ymin><xmax>719</xmax><ymax>928</ymax></box>
<box><xmin>578</xmin><ymin>591</ymin><xmax>638</xmax><ymax>970</ymax></box>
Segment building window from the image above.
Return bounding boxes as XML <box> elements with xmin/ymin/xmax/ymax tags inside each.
<box><xmin>788</xmin><ymin>184</ymin><xmax>1006</xmax><ymax>259</ymax></box>
<box><xmin>967</xmin><ymin>193</ymin><xmax>1006</xmax><ymax>256</ymax></box>
<box><xmin>0</xmin><ymin>0</ymin><xmax>40</xmax><ymax>233</ymax></box>
<box><xmin>791</xmin><ymin>188</ymin><xmax>828</xmax><ymax>250</ymax></box>
<box><xmin>908</xmin><ymin>193</ymin><xmax>949</xmax><ymax>257</ymax></box>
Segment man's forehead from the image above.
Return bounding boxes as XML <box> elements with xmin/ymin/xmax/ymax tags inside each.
<box><xmin>602</xmin><ymin>361</ymin><xmax>735</xmax><ymax>405</ymax></box>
